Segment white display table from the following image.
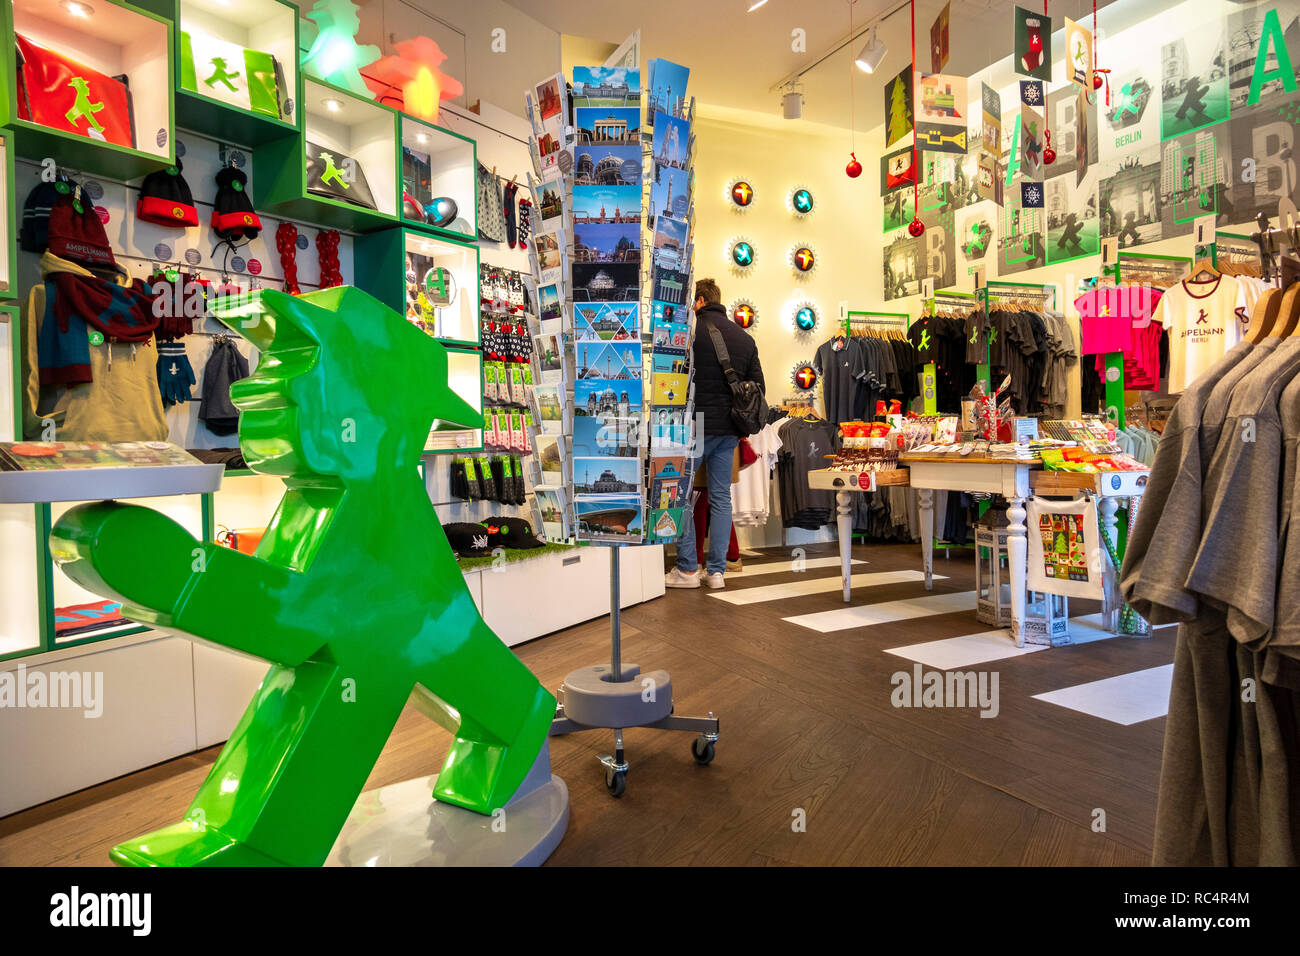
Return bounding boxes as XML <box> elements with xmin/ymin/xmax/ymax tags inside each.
<box><xmin>812</xmin><ymin>458</ymin><xmax>1149</xmax><ymax>647</ymax></box>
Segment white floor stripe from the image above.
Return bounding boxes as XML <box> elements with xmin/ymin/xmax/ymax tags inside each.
<box><xmin>708</xmin><ymin>570</ymin><xmax>941</xmax><ymax>606</ymax></box>
<box><xmin>1031</xmin><ymin>664</ymin><xmax>1173</xmax><ymax>725</ymax></box>
<box><xmin>1069</xmin><ymin>613</ymin><xmax>1177</xmax><ymax>644</ymax></box>
<box><xmin>783</xmin><ymin>590</ymin><xmax>975</xmax><ymax>632</ymax></box>
<box><xmin>725</xmin><ymin>556</ymin><xmax>866</xmax><ymax>578</ymax></box>
<box><xmin>885</xmin><ymin>629</ymin><xmax>1047</xmax><ymax>668</ymax></box>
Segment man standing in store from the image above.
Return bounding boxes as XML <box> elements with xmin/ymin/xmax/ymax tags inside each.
<box><xmin>666</xmin><ymin>278</ymin><xmax>765</xmax><ymax>590</ymax></box>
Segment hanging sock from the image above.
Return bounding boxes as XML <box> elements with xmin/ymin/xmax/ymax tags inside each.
<box><xmin>503</xmin><ymin>180</ymin><xmax>519</xmax><ymax>248</ymax></box>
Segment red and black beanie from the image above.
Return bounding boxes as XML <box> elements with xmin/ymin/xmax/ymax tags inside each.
<box><xmin>211</xmin><ymin>165</ymin><xmax>262</xmax><ymax>241</ymax></box>
<box><xmin>137</xmin><ymin>159</ymin><xmax>198</xmax><ymax>228</ymax></box>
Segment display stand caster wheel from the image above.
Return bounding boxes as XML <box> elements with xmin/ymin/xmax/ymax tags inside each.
<box><xmin>605</xmin><ymin>768</ymin><xmax>627</xmax><ymax>798</ymax></box>
<box><xmin>691</xmin><ymin>736</ymin><xmax>716</xmax><ymax>765</ymax></box>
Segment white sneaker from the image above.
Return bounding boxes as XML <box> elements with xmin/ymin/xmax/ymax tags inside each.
<box><xmin>702</xmin><ymin>572</ymin><xmax>725</xmax><ymax>589</ymax></box>
<box><xmin>665</xmin><ymin>567</ymin><xmax>701</xmax><ymax>589</ymax></box>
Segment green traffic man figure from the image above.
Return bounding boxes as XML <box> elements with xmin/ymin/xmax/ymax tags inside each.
<box><xmin>64</xmin><ymin>77</ymin><xmax>106</xmax><ymax>134</ymax></box>
<box><xmin>205</xmin><ymin>57</ymin><xmax>241</xmax><ymax>93</ymax></box>
<box><xmin>49</xmin><ymin>287</ymin><xmax>556</xmax><ymax>867</ymax></box>
<box><xmin>319</xmin><ymin>152</ymin><xmax>350</xmax><ymax>190</ymax></box>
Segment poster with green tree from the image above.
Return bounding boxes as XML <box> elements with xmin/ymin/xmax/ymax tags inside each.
<box><xmin>884</xmin><ymin>67</ymin><xmax>914</xmax><ymax>147</ymax></box>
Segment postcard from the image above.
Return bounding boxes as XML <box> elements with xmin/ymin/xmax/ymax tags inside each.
<box><xmin>576</xmin><ymin>339</ymin><xmax>643</xmax><ymax>381</ymax></box>
<box><xmin>572</xmin><ymin>456</ymin><xmax>641</xmax><ymax>497</ymax></box>
<box><xmin>533</xmin><ymin>434</ymin><xmax>566</xmax><ymax>484</ymax></box>
<box><xmin>537</xmin><ymin>176</ymin><xmax>566</xmax><ymax>232</ymax></box>
<box><xmin>575</xmin><ymin>377</ymin><xmax>642</xmax><ymax>414</ymax></box>
<box><xmin>575</xmin><ymin>106</ymin><xmax>641</xmax><ymax>146</ymax></box>
<box><xmin>534</xmin><ymin>485</ymin><xmax>569</xmax><ymax>540</ymax></box>
<box><xmin>573</xmin><ymin>220</ymin><xmax>641</xmax><ymax>265</ymax></box>
<box><xmin>649</xmin><ymin>406</ymin><xmax>691</xmax><ymax>449</ymax></box>
<box><xmin>571</xmin><ymin>143</ymin><xmax>642</xmax><ymax>186</ymax></box>
<box><xmin>574</xmin><ymin>301</ymin><xmax>639</xmax><ymax>342</ymax></box>
<box><xmin>573</xmin><ymin>494</ymin><xmax>643</xmax><ymax>541</ymax></box>
<box><xmin>536</xmin><ymin>280</ymin><xmax>563</xmax><ymax>325</ymax></box>
<box><xmin>648</xmin><ymin>507</ymin><xmax>686</xmax><ymax>542</ymax></box>
<box><xmin>572</xmin><ymin>184</ymin><xmax>641</xmax><ymax>223</ymax></box>
<box><xmin>649</xmin><ymin>164</ymin><xmax>690</xmax><ymax>222</ymax></box>
<box><xmin>648</xmin><ymin>59</ymin><xmax>690</xmax><ymax>119</ymax></box>
<box><xmin>652</xmin><ymin>216</ymin><xmax>689</xmax><ymax>272</ymax></box>
<box><xmin>533</xmin><ymin>332</ymin><xmax>564</xmax><ymax>385</ymax></box>
<box><xmin>572</xmin><ymin>261</ymin><xmax>640</xmax><ymax>303</ymax></box>
<box><xmin>651</xmin><ymin>111</ymin><xmax>690</xmax><ymax>171</ymax></box>
<box><xmin>532</xmin><ymin>231</ymin><xmax>566</xmax><ymax>285</ymax></box>
<box><xmin>572</xmin><ymin>66</ymin><xmax>640</xmax><ymax>107</ymax></box>
<box><xmin>573</xmin><ymin>413</ymin><xmax>642</xmax><ymax>459</ymax></box>
<box><xmin>530</xmin><ymin>384</ymin><xmax>564</xmax><ymax>435</ymax></box>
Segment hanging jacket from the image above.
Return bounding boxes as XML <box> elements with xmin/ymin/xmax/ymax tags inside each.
<box><xmin>22</xmin><ymin>252</ymin><xmax>168</xmax><ymax>441</ymax></box>
<box><xmin>198</xmin><ymin>337</ymin><xmax>249</xmax><ymax>436</ymax></box>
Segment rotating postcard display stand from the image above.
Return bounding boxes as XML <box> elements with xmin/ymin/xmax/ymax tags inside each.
<box><xmin>526</xmin><ymin>60</ymin><xmax>718</xmax><ymax>797</ymax></box>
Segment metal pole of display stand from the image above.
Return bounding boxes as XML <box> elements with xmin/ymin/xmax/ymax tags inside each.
<box><xmin>548</xmin><ymin>540</ymin><xmax>719</xmax><ymax>798</ymax></box>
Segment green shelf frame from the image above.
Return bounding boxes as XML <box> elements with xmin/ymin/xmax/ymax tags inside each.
<box><xmin>0</xmin><ymin>0</ymin><xmax>177</xmax><ymax>180</ymax></box>
<box><xmin>0</xmin><ymin>130</ymin><xmax>15</xmax><ymax>301</ymax></box>
<box><xmin>255</xmin><ymin>76</ymin><xmax>400</xmax><ymax>232</ymax></box>
<box><xmin>399</xmin><ymin>113</ymin><xmax>478</xmax><ymax>244</ymax></box>
<box><xmin>353</xmin><ymin>226</ymin><xmax>482</xmax><ymax>349</ymax></box>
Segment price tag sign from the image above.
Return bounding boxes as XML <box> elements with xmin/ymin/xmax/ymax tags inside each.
<box><xmin>858</xmin><ymin>472</ymin><xmax>875</xmax><ymax>491</ymax></box>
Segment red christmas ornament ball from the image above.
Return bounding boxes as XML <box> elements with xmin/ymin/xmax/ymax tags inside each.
<box><xmin>846</xmin><ymin>152</ymin><xmax>863</xmax><ymax>178</ymax></box>
<box><xmin>1093</xmin><ymin>73</ymin><xmax>1104</xmax><ymax>90</ymax></box>
<box><xmin>907</xmin><ymin>217</ymin><xmax>925</xmax><ymax>238</ymax></box>
<box><xmin>1043</xmin><ymin>147</ymin><xmax>1057</xmax><ymax>165</ymax></box>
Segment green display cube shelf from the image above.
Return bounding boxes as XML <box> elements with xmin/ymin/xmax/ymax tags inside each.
<box><xmin>425</xmin><ymin>346</ymin><xmax>484</xmax><ymax>455</ymax></box>
<box><xmin>255</xmin><ymin>78</ymin><xmax>398</xmax><ymax>232</ymax></box>
<box><xmin>355</xmin><ymin>227</ymin><xmax>481</xmax><ymax>348</ymax></box>
<box><xmin>0</xmin><ymin>0</ymin><xmax>176</xmax><ymax>180</ymax></box>
<box><xmin>173</xmin><ymin>0</ymin><xmax>300</xmax><ymax>146</ymax></box>
<box><xmin>400</xmin><ymin>114</ymin><xmax>477</xmax><ymax>243</ymax></box>
<box><xmin>0</xmin><ymin>134</ymin><xmax>14</xmax><ymax>301</ymax></box>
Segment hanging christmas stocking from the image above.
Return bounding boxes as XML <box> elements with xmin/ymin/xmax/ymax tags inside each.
<box><xmin>503</xmin><ymin>180</ymin><xmax>520</xmax><ymax>248</ymax></box>
<box><xmin>1022</xmin><ymin>18</ymin><xmax>1044</xmax><ymax>74</ymax></box>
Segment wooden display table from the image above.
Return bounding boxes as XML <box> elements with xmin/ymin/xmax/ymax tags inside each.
<box><xmin>807</xmin><ymin>467</ymin><xmax>910</xmax><ymax>602</ymax></box>
<box><xmin>900</xmin><ymin>456</ymin><xmax>1038</xmax><ymax>644</ymax></box>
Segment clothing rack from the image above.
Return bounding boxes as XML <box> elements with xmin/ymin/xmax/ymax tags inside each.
<box><xmin>844</xmin><ymin>310</ymin><xmax>909</xmax><ymax>340</ymax></box>
<box><xmin>980</xmin><ymin>281</ymin><xmax>1057</xmax><ymax>313</ymax></box>
<box><xmin>1113</xmin><ymin>251</ymin><xmax>1190</xmax><ymax>291</ymax></box>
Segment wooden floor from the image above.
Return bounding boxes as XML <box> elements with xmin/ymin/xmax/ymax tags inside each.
<box><xmin>0</xmin><ymin>543</ymin><xmax>1167</xmax><ymax>866</ymax></box>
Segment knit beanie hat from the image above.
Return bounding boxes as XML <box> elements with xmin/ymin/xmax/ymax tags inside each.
<box><xmin>137</xmin><ymin>159</ymin><xmax>198</xmax><ymax>227</ymax></box>
<box><xmin>20</xmin><ymin>179</ymin><xmax>78</xmax><ymax>253</ymax></box>
<box><xmin>211</xmin><ymin>166</ymin><xmax>262</xmax><ymax>241</ymax></box>
<box><xmin>47</xmin><ymin>191</ymin><xmax>116</xmax><ymax>268</ymax></box>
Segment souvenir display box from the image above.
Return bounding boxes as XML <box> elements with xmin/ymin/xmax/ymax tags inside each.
<box><xmin>0</xmin><ymin>0</ymin><xmax>176</xmax><ymax>179</ymax></box>
<box><xmin>400</xmin><ymin>113</ymin><xmax>477</xmax><ymax>243</ymax></box>
<box><xmin>172</xmin><ymin>0</ymin><xmax>300</xmax><ymax>145</ymax></box>
<box><xmin>255</xmin><ymin>78</ymin><xmax>398</xmax><ymax>230</ymax></box>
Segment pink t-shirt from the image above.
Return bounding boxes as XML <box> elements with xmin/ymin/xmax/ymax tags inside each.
<box><xmin>1074</xmin><ymin>285</ymin><xmax>1162</xmax><ymax>355</ymax></box>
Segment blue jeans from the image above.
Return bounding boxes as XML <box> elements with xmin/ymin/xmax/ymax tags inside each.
<box><xmin>676</xmin><ymin>434</ymin><xmax>738</xmax><ymax>575</ymax></box>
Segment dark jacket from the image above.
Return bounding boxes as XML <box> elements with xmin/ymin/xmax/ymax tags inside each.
<box><xmin>692</xmin><ymin>302</ymin><xmax>765</xmax><ymax>437</ymax></box>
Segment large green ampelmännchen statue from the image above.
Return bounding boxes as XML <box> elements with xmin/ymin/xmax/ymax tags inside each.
<box><xmin>49</xmin><ymin>287</ymin><xmax>555</xmax><ymax>866</ymax></box>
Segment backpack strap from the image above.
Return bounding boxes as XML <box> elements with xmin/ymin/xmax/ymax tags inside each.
<box><xmin>704</xmin><ymin>317</ymin><xmax>741</xmax><ymax>385</ymax></box>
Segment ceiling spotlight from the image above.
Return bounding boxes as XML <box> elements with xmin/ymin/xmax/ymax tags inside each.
<box><xmin>855</xmin><ymin>27</ymin><xmax>887</xmax><ymax>73</ymax></box>
<box><xmin>62</xmin><ymin>0</ymin><xmax>93</xmax><ymax>16</ymax></box>
<box><xmin>747</xmin><ymin>0</ymin><xmax>769</xmax><ymax>10</ymax></box>
<box><xmin>323</xmin><ymin>98</ymin><xmax>343</xmax><ymax>113</ymax></box>
<box><xmin>417</xmin><ymin>133</ymin><xmax>428</xmax><ymax>144</ymax></box>
<box><xmin>782</xmin><ymin>86</ymin><xmax>804</xmax><ymax>120</ymax></box>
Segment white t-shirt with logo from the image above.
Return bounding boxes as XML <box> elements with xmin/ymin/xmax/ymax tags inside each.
<box><xmin>1155</xmin><ymin>275</ymin><xmax>1250</xmax><ymax>393</ymax></box>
